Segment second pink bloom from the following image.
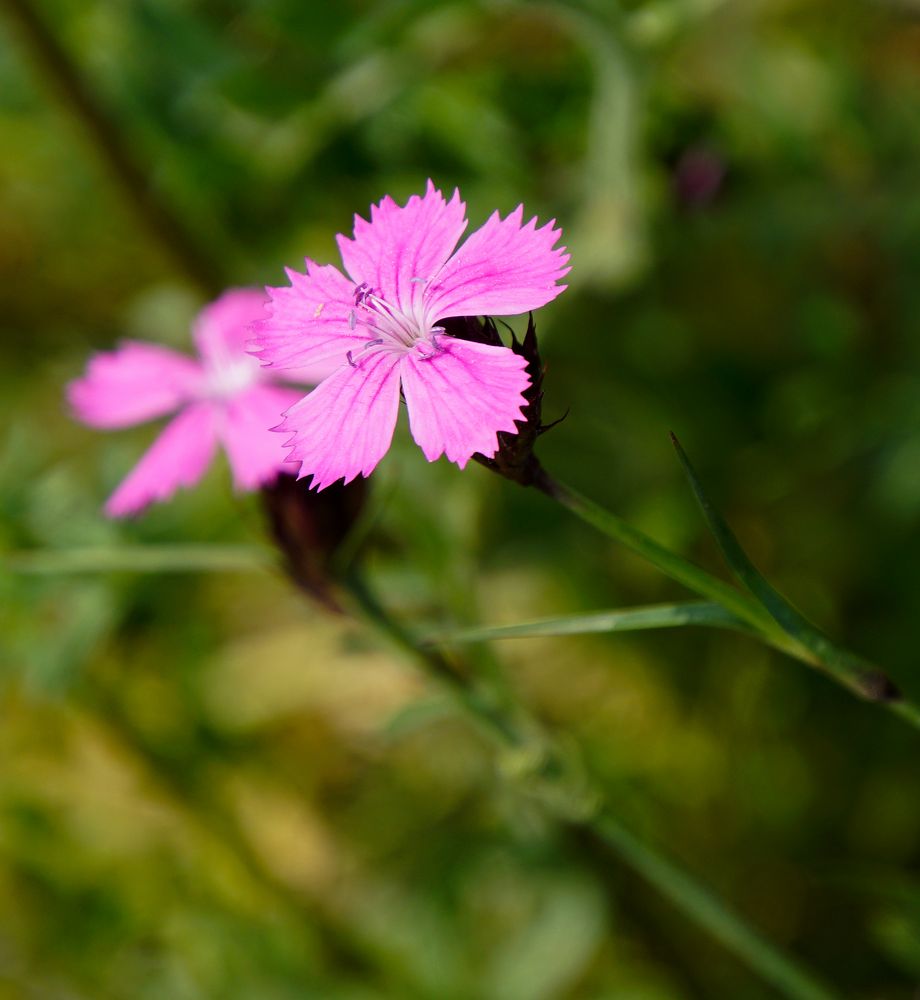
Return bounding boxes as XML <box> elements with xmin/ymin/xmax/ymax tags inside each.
<box><xmin>69</xmin><ymin>290</ymin><xmax>303</xmax><ymax>516</ymax></box>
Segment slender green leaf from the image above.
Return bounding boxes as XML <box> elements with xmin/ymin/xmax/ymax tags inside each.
<box><xmin>670</xmin><ymin>434</ymin><xmax>903</xmax><ymax>703</ymax></box>
<box><xmin>538</xmin><ymin>475</ymin><xmax>784</xmax><ymax>638</ymax></box>
<box><xmin>538</xmin><ymin>467</ymin><xmax>920</xmax><ymax>730</ymax></box>
<box><xmin>593</xmin><ymin>811</ymin><xmax>841</xmax><ymax>1000</ymax></box>
<box><xmin>2</xmin><ymin>545</ymin><xmax>275</xmax><ymax>575</ymax></box>
<box><xmin>426</xmin><ymin>601</ymin><xmax>752</xmax><ymax>646</ymax></box>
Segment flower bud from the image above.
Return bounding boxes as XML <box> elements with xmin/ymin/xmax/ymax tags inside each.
<box><xmin>442</xmin><ymin>314</ymin><xmax>560</xmax><ymax>487</ymax></box>
<box><xmin>261</xmin><ymin>474</ymin><xmax>367</xmax><ymax>610</ymax></box>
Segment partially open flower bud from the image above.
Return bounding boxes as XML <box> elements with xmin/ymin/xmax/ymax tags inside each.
<box><xmin>442</xmin><ymin>314</ymin><xmax>561</xmax><ymax>487</ymax></box>
<box><xmin>261</xmin><ymin>474</ymin><xmax>367</xmax><ymax>610</ymax></box>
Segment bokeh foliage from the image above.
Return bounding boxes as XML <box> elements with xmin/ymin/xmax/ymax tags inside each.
<box><xmin>3</xmin><ymin>0</ymin><xmax>920</xmax><ymax>996</ymax></box>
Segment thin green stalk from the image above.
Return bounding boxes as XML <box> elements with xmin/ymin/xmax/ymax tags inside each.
<box><xmin>343</xmin><ymin>570</ymin><xmax>527</xmax><ymax>749</ymax></box>
<box><xmin>3</xmin><ymin>544</ymin><xmax>275</xmax><ymax>575</ymax></box>
<box><xmin>888</xmin><ymin>698</ymin><xmax>920</xmax><ymax>729</ymax></box>
<box><xmin>426</xmin><ymin>600</ymin><xmax>754</xmax><ymax>645</ymax></box>
<box><xmin>344</xmin><ymin>572</ymin><xmax>840</xmax><ymax>1000</ymax></box>
<box><xmin>591</xmin><ymin>813</ymin><xmax>837</xmax><ymax>1000</ymax></box>
<box><xmin>533</xmin><ymin>467</ymin><xmax>920</xmax><ymax>729</ymax></box>
<box><xmin>532</xmin><ymin>469</ymin><xmax>786</xmax><ymax>642</ymax></box>
<box><xmin>670</xmin><ymin>434</ymin><xmax>904</xmax><ymax>705</ymax></box>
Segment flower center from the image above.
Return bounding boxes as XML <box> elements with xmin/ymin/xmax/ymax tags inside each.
<box><xmin>204</xmin><ymin>355</ymin><xmax>259</xmax><ymax>399</ymax></box>
<box><xmin>346</xmin><ymin>283</ymin><xmax>444</xmax><ymax>366</ymax></box>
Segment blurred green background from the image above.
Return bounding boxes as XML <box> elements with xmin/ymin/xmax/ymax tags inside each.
<box><xmin>3</xmin><ymin>0</ymin><xmax>920</xmax><ymax>996</ymax></box>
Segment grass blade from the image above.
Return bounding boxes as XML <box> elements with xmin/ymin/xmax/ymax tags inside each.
<box><xmin>670</xmin><ymin>433</ymin><xmax>902</xmax><ymax>703</ymax></box>
<box><xmin>535</xmin><ymin>472</ymin><xmax>782</xmax><ymax>638</ymax></box>
<box><xmin>427</xmin><ymin>601</ymin><xmax>752</xmax><ymax>646</ymax></box>
<box><xmin>2</xmin><ymin>545</ymin><xmax>275</xmax><ymax>575</ymax></box>
<box><xmin>592</xmin><ymin>811</ymin><xmax>841</xmax><ymax>1000</ymax></box>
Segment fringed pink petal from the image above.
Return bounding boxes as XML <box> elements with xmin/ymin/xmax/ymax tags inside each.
<box><xmin>425</xmin><ymin>206</ymin><xmax>570</xmax><ymax>320</ymax></box>
<box><xmin>336</xmin><ymin>180</ymin><xmax>467</xmax><ymax>312</ymax></box>
<box><xmin>68</xmin><ymin>341</ymin><xmax>203</xmax><ymax>429</ymax></box>
<box><xmin>104</xmin><ymin>403</ymin><xmax>218</xmax><ymax>517</ymax></box>
<box><xmin>218</xmin><ymin>384</ymin><xmax>302</xmax><ymax>491</ymax></box>
<box><xmin>193</xmin><ymin>287</ymin><xmax>269</xmax><ymax>367</ymax></box>
<box><xmin>277</xmin><ymin>352</ymin><xmax>403</xmax><ymax>491</ymax></box>
<box><xmin>253</xmin><ymin>260</ymin><xmax>367</xmax><ymax>375</ymax></box>
<box><xmin>401</xmin><ymin>338</ymin><xmax>529</xmax><ymax>468</ymax></box>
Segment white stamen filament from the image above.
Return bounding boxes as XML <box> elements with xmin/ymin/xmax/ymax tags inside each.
<box><xmin>350</xmin><ymin>286</ymin><xmax>434</xmax><ymax>350</ymax></box>
<box><xmin>339</xmin><ymin>282</ymin><xmax>446</xmax><ymax>368</ymax></box>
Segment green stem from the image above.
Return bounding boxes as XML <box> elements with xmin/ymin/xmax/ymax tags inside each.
<box><xmin>3</xmin><ymin>544</ymin><xmax>275</xmax><ymax>575</ymax></box>
<box><xmin>343</xmin><ymin>570</ymin><xmax>526</xmax><ymax>749</ymax></box>
<box><xmin>425</xmin><ymin>600</ymin><xmax>754</xmax><ymax>645</ymax></box>
<box><xmin>590</xmin><ymin>813</ymin><xmax>838</xmax><ymax>1000</ymax></box>
<box><xmin>533</xmin><ymin>469</ymin><xmax>784</xmax><ymax>640</ymax></box>
<box><xmin>669</xmin><ymin>433</ymin><xmax>905</xmax><ymax>705</ymax></box>
<box><xmin>343</xmin><ymin>572</ymin><xmax>840</xmax><ymax>1000</ymax></box>
<box><xmin>534</xmin><ymin>467</ymin><xmax>920</xmax><ymax>728</ymax></box>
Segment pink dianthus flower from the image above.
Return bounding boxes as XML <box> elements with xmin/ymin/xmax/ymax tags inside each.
<box><xmin>253</xmin><ymin>181</ymin><xmax>570</xmax><ymax>490</ymax></box>
<box><xmin>69</xmin><ymin>289</ymin><xmax>304</xmax><ymax>517</ymax></box>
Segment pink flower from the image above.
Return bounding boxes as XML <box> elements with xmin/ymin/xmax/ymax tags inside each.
<box><xmin>69</xmin><ymin>289</ymin><xmax>303</xmax><ymax>517</ymax></box>
<box><xmin>253</xmin><ymin>181</ymin><xmax>570</xmax><ymax>490</ymax></box>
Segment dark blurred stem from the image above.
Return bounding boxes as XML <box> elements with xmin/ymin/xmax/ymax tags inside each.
<box><xmin>532</xmin><ymin>465</ymin><xmax>920</xmax><ymax>729</ymax></box>
<box><xmin>0</xmin><ymin>0</ymin><xmax>225</xmax><ymax>295</ymax></box>
<box><xmin>341</xmin><ymin>569</ymin><xmax>838</xmax><ymax>1000</ymax></box>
